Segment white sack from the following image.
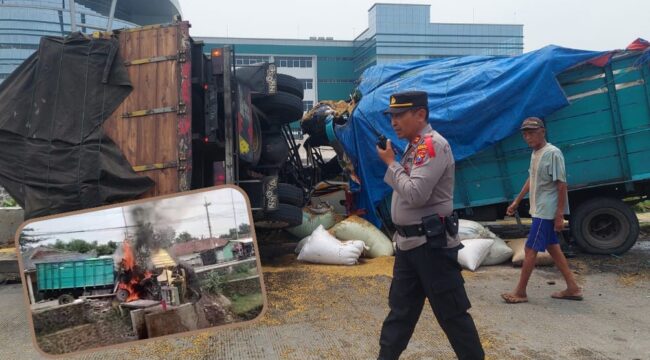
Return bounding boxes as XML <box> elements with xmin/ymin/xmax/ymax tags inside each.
<box><xmin>297</xmin><ymin>225</ymin><xmax>365</xmax><ymax>265</ymax></box>
<box><xmin>458</xmin><ymin>219</ymin><xmax>498</xmax><ymax>240</ymax></box>
<box><xmin>481</xmin><ymin>237</ymin><xmax>514</xmax><ymax>265</ymax></box>
<box><xmin>457</xmin><ymin>239</ymin><xmax>494</xmax><ymax>271</ymax></box>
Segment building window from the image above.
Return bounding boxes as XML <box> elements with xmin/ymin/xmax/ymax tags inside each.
<box><xmin>320</xmin><ymin>79</ymin><xmax>356</xmax><ymax>84</ymax></box>
<box><xmin>319</xmin><ymin>56</ymin><xmax>354</xmax><ymax>61</ymax></box>
<box><xmin>235</xmin><ymin>55</ymin><xmax>270</xmax><ymax>66</ymax></box>
<box><xmin>303</xmin><ymin>101</ymin><xmax>314</xmax><ymax>112</ymax></box>
<box><xmin>300</xmin><ymin>79</ymin><xmax>313</xmax><ymax>90</ymax></box>
<box><xmin>276</xmin><ymin>56</ymin><xmax>312</xmax><ymax>68</ymax></box>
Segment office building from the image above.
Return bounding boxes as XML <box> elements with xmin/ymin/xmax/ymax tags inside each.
<box><xmin>199</xmin><ymin>3</ymin><xmax>523</xmax><ymax>110</ymax></box>
<box><xmin>0</xmin><ymin>0</ymin><xmax>182</xmax><ymax>82</ymax></box>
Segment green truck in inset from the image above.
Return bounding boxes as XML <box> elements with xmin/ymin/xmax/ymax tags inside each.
<box><xmin>35</xmin><ymin>257</ymin><xmax>115</xmax><ymax>304</ymax></box>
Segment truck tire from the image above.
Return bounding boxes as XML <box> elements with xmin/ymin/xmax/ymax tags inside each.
<box><xmin>254</xmin><ymin>92</ymin><xmax>303</xmax><ymax>125</ymax></box>
<box><xmin>277</xmin><ymin>74</ymin><xmax>304</xmax><ymax>100</ymax></box>
<box><xmin>278</xmin><ymin>183</ymin><xmax>304</xmax><ymax>207</ymax></box>
<box><xmin>254</xmin><ymin>203</ymin><xmax>303</xmax><ymax>229</ymax></box>
<box><xmin>571</xmin><ymin>197</ymin><xmax>639</xmax><ymax>255</ymax></box>
<box><xmin>58</xmin><ymin>294</ymin><xmax>74</xmax><ymax>305</ymax></box>
<box><xmin>260</xmin><ymin>132</ymin><xmax>289</xmax><ymax>165</ymax></box>
<box><xmin>116</xmin><ymin>288</ymin><xmax>130</xmax><ymax>302</ymax></box>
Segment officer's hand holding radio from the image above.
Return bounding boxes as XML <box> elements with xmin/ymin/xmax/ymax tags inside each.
<box><xmin>376</xmin><ymin>137</ymin><xmax>395</xmax><ymax>165</ymax></box>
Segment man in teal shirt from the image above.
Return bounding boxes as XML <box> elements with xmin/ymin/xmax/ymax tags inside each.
<box><xmin>501</xmin><ymin>117</ymin><xmax>583</xmax><ymax>303</ymax></box>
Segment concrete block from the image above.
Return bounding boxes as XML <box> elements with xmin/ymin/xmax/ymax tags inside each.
<box><xmin>194</xmin><ymin>302</ymin><xmax>210</xmax><ymax>329</ymax></box>
<box><xmin>145</xmin><ymin>303</ymin><xmax>199</xmax><ymax>338</ymax></box>
<box><xmin>0</xmin><ymin>207</ymin><xmax>23</xmax><ymax>246</ymax></box>
<box><xmin>130</xmin><ymin>309</ymin><xmax>147</xmax><ymax>339</ymax></box>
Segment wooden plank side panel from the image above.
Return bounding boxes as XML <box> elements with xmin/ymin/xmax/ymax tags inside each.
<box><xmin>102</xmin><ymin>24</ymin><xmax>183</xmax><ymax>198</ymax></box>
<box><xmin>153</xmin><ymin>25</ymin><xmax>180</xmax><ymax>195</ymax></box>
<box><xmin>154</xmin><ymin>27</ymin><xmax>179</xmax><ymax>194</ymax></box>
<box><xmin>139</xmin><ymin>168</ymin><xmax>178</xmax><ymax>198</ymax></box>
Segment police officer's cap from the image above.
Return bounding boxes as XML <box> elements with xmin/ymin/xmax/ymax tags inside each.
<box><xmin>383</xmin><ymin>91</ymin><xmax>428</xmax><ymax>115</ymax></box>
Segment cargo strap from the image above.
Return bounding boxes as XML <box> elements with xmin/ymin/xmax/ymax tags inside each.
<box><xmin>122</xmin><ymin>103</ymin><xmax>186</xmax><ymax>118</ymax></box>
<box><xmin>120</xmin><ymin>23</ymin><xmax>177</xmax><ymax>33</ymax></box>
<box><xmin>132</xmin><ymin>161</ymin><xmax>180</xmax><ymax>172</ymax></box>
<box><xmin>124</xmin><ymin>53</ymin><xmax>186</xmax><ymax>66</ymax></box>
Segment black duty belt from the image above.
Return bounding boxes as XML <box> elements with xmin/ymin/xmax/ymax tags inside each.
<box><xmin>394</xmin><ymin>223</ymin><xmax>426</xmax><ymax>237</ymax></box>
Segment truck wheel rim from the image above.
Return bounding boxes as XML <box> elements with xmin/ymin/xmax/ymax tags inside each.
<box><xmin>116</xmin><ymin>289</ymin><xmax>130</xmax><ymax>302</ymax></box>
<box><xmin>582</xmin><ymin>209</ymin><xmax>629</xmax><ymax>249</ymax></box>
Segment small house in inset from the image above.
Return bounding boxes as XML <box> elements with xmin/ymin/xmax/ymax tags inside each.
<box><xmin>230</xmin><ymin>237</ymin><xmax>255</xmax><ymax>259</ymax></box>
<box><xmin>170</xmin><ymin>238</ymin><xmax>234</xmax><ymax>267</ymax></box>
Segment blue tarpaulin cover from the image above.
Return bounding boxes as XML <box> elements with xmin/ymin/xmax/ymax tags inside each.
<box><xmin>334</xmin><ymin>45</ymin><xmax>607</xmax><ymax>227</ymax></box>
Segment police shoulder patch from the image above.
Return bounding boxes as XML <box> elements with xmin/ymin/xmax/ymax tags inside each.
<box><xmin>424</xmin><ymin>135</ymin><xmax>436</xmax><ymax>158</ymax></box>
<box><xmin>413</xmin><ymin>147</ymin><xmax>429</xmax><ymax>167</ymax></box>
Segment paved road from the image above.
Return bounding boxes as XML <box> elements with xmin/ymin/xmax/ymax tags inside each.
<box><xmin>0</xmin><ymin>238</ymin><xmax>648</xmax><ymax>359</ymax></box>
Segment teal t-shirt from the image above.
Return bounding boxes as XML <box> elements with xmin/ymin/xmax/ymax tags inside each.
<box><xmin>528</xmin><ymin>143</ymin><xmax>570</xmax><ymax>220</ymax></box>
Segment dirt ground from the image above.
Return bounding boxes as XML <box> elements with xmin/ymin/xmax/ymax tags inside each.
<box><xmin>0</xmin><ymin>220</ymin><xmax>649</xmax><ymax>359</ymax></box>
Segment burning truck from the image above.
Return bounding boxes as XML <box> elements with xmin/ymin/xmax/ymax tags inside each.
<box><xmin>113</xmin><ymin>239</ymin><xmax>201</xmax><ymax>305</ymax></box>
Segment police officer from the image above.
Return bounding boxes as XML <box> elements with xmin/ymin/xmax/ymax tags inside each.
<box><xmin>376</xmin><ymin>91</ymin><xmax>484</xmax><ymax>360</ymax></box>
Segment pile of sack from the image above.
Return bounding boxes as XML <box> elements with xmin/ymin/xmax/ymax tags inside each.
<box><xmin>457</xmin><ymin>219</ymin><xmax>554</xmax><ymax>271</ymax></box>
<box><xmin>294</xmin><ymin>215</ymin><xmax>394</xmax><ymax>266</ymax></box>
<box><xmin>289</xmin><ymin>208</ymin><xmax>554</xmax><ymax>270</ymax></box>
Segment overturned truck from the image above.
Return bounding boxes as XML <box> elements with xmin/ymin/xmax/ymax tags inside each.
<box><xmin>303</xmin><ymin>43</ymin><xmax>650</xmax><ymax>255</ymax></box>
<box><xmin>0</xmin><ymin>20</ymin><xmax>308</xmax><ymax>230</ymax></box>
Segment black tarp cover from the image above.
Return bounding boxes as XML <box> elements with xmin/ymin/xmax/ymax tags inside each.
<box><xmin>0</xmin><ymin>33</ymin><xmax>154</xmax><ymax>220</ymax></box>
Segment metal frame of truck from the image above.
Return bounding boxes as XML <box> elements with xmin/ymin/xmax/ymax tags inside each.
<box><xmin>102</xmin><ymin>19</ymin><xmax>305</xmax><ymax>228</ymax></box>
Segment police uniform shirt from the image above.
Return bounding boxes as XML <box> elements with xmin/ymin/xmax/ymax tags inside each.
<box><xmin>384</xmin><ymin>124</ymin><xmax>461</xmax><ymax>251</ymax></box>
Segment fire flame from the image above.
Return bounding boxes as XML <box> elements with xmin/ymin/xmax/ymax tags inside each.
<box><xmin>121</xmin><ymin>240</ymin><xmax>136</xmax><ymax>271</ymax></box>
<box><xmin>118</xmin><ymin>240</ymin><xmax>153</xmax><ymax>302</ymax></box>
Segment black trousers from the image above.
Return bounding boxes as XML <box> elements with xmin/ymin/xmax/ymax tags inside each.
<box><xmin>378</xmin><ymin>244</ymin><xmax>484</xmax><ymax>360</ymax></box>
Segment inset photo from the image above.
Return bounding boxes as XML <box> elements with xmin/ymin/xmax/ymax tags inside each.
<box><xmin>16</xmin><ymin>186</ymin><xmax>265</xmax><ymax>356</ymax></box>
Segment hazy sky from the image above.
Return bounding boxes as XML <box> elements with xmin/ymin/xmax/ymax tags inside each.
<box><xmin>180</xmin><ymin>0</ymin><xmax>649</xmax><ymax>52</ymax></box>
<box><xmin>25</xmin><ymin>188</ymin><xmax>250</xmax><ymax>246</ymax></box>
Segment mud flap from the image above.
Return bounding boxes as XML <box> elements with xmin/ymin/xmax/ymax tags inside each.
<box><xmin>263</xmin><ymin>175</ymin><xmax>279</xmax><ymax>211</ymax></box>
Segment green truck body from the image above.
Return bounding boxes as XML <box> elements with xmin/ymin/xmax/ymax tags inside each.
<box><xmin>35</xmin><ymin>258</ymin><xmax>114</xmax><ymax>291</ymax></box>
<box><xmin>455</xmin><ymin>51</ymin><xmax>650</xmax><ymax>254</ymax></box>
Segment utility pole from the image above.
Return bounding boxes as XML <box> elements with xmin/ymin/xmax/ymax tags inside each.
<box><xmin>68</xmin><ymin>0</ymin><xmax>77</xmax><ymax>32</ymax></box>
<box><xmin>204</xmin><ymin>198</ymin><xmax>213</xmax><ymax>238</ymax></box>
<box><xmin>230</xmin><ymin>190</ymin><xmax>239</xmax><ymax>239</ymax></box>
<box><xmin>121</xmin><ymin>207</ymin><xmax>129</xmax><ymax>240</ymax></box>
